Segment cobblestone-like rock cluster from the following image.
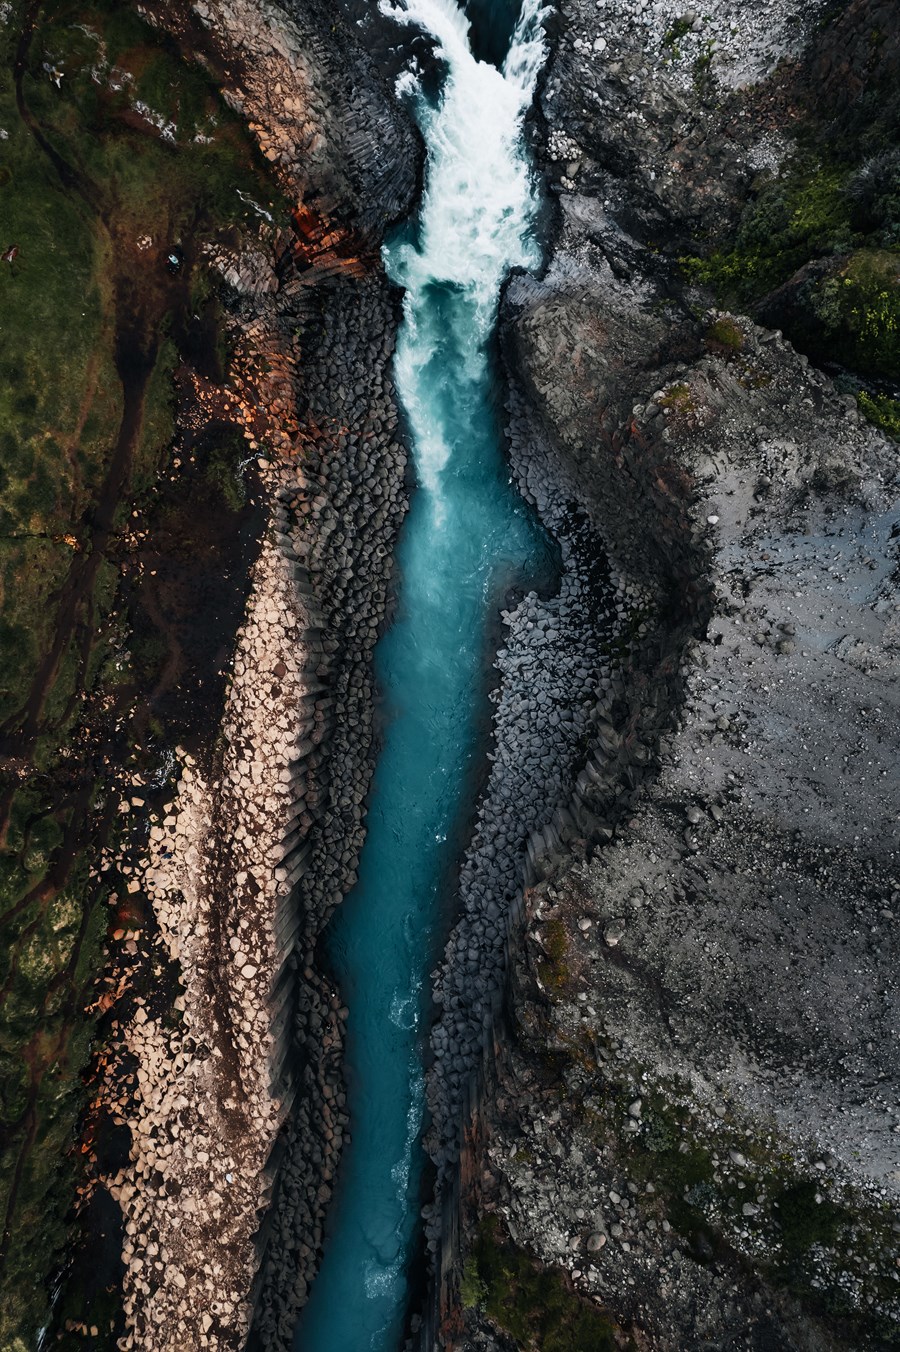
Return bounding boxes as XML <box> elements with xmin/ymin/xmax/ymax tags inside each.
<box><xmin>424</xmin><ymin>391</ymin><xmax>660</xmax><ymax>1184</ymax></box>
<box><xmin>249</xmin><ymin>273</ymin><xmax>411</xmax><ymax>1350</ymax></box>
<box><xmin>104</xmin><ymin>530</ymin><xmax>317</xmax><ymax>1351</ymax></box>
<box><xmin>103</xmin><ymin>265</ymin><xmax>410</xmax><ymax>1352</ymax></box>
<box><xmin>93</xmin><ymin>1</ymin><xmax>418</xmax><ymax>1346</ymax></box>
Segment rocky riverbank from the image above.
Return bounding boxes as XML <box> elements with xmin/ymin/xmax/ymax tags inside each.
<box><xmin>73</xmin><ymin>1</ymin><xmax>420</xmax><ymax>1346</ymax></box>
<box><xmin>439</xmin><ymin>0</ymin><xmax>900</xmax><ymax>1348</ymax></box>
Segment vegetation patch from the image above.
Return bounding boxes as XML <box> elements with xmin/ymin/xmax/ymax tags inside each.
<box><xmin>470</xmin><ymin>1217</ymin><xmax>625</xmax><ymax>1351</ymax></box>
<box><xmin>856</xmin><ymin>388</ymin><xmax>900</xmax><ymax>438</ymax></box>
<box><xmin>0</xmin><ymin>1</ymin><xmax>279</xmax><ymax>1344</ymax></box>
<box><xmin>538</xmin><ymin>916</ymin><xmax>571</xmax><ymax>992</ymax></box>
<box><xmin>677</xmin><ymin>63</ymin><xmax>900</xmax><ymax>397</ymax></box>
<box><xmin>680</xmin><ymin>158</ymin><xmax>858</xmax><ymax>304</ymax></box>
<box><xmin>662</xmin><ymin>16</ymin><xmax>692</xmax><ymax>56</ymax></box>
<box><xmin>704</xmin><ymin>315</ymin><xmax>744</xmax><ymax>352</ymax></box>
<box><xmin>657</xmin><ymin>380</ymin><xmax>711</xmax><ymax>431</ymax></box>
<box><xmin>535</xmin><ymin>1006</ymin><xmax>900</xmax><ymax>1345</ymax></box>
<box><xmin>804</xmin><ymin>249</ymin><xmax>900</xmax><ymax>378</ymax></box>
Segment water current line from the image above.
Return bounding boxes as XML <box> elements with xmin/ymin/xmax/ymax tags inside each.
<box><xmin>294</xmin><ymin>1</ymin><xmax>550</xmax><ymax>1347</ymax></box>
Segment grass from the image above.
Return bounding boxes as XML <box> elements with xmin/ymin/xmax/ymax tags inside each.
<box><xmin>803</xmin><ymin>249</ymin><xmax>900</xmax><ymax>378</ymax></box>
<box><xmin>471</xmin><ymin>1218</ymin><xmax>625</xmax><ymax>1351</ymax></box>
<box><xmin>662</xmin><ymin>16</ymin><xmax>692</xmax><ymax>58</ymax></box>
<box><xmin>658</xmin><ymin>381</ymin><xmax>701</xmax><ymax>423</ymax></box>
<box><xmin>680</xmin><ymin>159</ymin><xmax>858</xmax><ymax>305</ymax></box>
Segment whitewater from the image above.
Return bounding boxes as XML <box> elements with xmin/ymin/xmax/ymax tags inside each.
<box><xmin>294</xmin><ymin>1</ymin><xmax>550</xmax><ymax>1347</ymax></box>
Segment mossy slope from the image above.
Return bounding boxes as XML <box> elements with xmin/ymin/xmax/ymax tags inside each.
<box><xmin>0</xmin><ymin>2</ymin><xmax>278</xmax><ymax>1343</ymax></box>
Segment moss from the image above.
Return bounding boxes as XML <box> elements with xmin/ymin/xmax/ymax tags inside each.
<box><xmin>658</xmin><ymin>381</ymin><xmax>698</xmax><ymax>418</ymax></box>
<box><xmin>856</xmin><ymin>388</ymin><xmax>900</xmax><ymax>438</ymax></box>
<box><xmin>775</xmin><ymin>1179</ymin><xmax>847</xmax><ymax>1261</ymax></box>
<box><xmin>806</xmin><ymin>249</ymin><xmax>900</xmax><ymax>378</ymax></box>
<box><xmin>539</xmin><ymin>916</ymin><xmax>570</xmax><ymax>992</ymax></box>
<box><xmin>680</xmin><ymin>159</ymin><xmax>860</xmax><ymax>306</ymax></box>
<box><xmin>472</xmin><ymin>1218</ymin><xmax>624</xmax><ymax>1351</ymax></box>
<box><xmin>663</xmin><ymin>17</ymin><xmax>691</xmax><ymax>48</ymax></box>
<box><xmin>597</xmin><ymin>1067</ymin><xmax>897</xmax><ymax>1331</ymax></box>
<box><xmin>0</xmin><ymin>0</ymin><xmax>274</xmax><ymax>728</ymax></box>
<box><xmin>460</xmin><ymin>1253</ymin><xmax>488</xmax><ymax>1310</ymax></box>
<box><xmin>677</xmin><ymin>49</ymin><xmax>900</xmax><ymax>384</ymax></box>
<box><xmin>204</xmin><ymin>428</ymin><xmax>249</xmax><ymax>513</ymax></box>
<box><xmin>705</xmin><ymin>316</ymin><xmax>744</xmax><ymax>352</ymax></box>
<box><xmin>692</xmin><ymin>42</ymin><xmax>715</xmax><ymax>97</ymax></box>
<box><xmin>134</xmin><ymin>336</ymin><xmax>178</xmax><ymax>494</ymax></box>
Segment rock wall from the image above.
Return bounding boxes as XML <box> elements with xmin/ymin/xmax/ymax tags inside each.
<box><xmin>146</xmin><ymin>0</ymin><xmax>418</xmax><ymax>241</ymax></box>
<box><xmin>809</xmin><ymin>0</ymin><xmax>900</xmax><ymax>115</ymax></box>
<box><xmin>91</xmin><ymin>1</ymin><xmax>421</xmax><ymax>1346</ymax></box>
<box><xmin>248</xmin><ymin>270</ymin><xmax>410</xmax><ymax>1351</ymax></box>
<box><xmin>434</xmin><ymin>0</ymin><xmax>900</xmax><ymax>1346</ymax></box>
<box><xmin>458</xmin><ymin>296</ymin><xmax>900</xmax><ymax>1351</ymax></box>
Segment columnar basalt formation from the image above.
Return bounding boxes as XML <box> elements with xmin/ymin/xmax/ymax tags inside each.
<box><xmin>441</xmin><ymin>0</ymin><xmax>900</xmax><ymax>1346</ymax></box>
<box><xmin>143</xmin><ymin>0</ymin><xmax>416</xmax><ymax>239</ymax></box>
<box><xmin>249</xmin><ymin>273</ymin><xmax>411</xmax><ymax>1350</ymax></box>
<box><xmin>101</xmin><ymin>524</ymin><xmax>320</xmax><ymax>1350</ymax></box>
<box><xmin>81</xmin><ymin>1</ymin><xmax>419</xmax><ymax>1346</ymax></box>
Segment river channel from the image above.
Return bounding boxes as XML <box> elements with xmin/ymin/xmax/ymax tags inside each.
<box><xmin>295</xmin><ymin>1</ymin><xmax>551</xmax><ymax>1345</ymax></box>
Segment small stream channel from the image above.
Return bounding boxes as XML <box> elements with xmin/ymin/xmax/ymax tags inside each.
<box><xmin>294</xmin><ymin>1</ymin><xmax>551</xmax><ymax>1346</ymax></box>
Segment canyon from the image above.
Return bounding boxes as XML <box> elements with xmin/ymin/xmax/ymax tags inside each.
<box><xmin>0</xmin><ymin>0</ymin><xmax>898</xmax><ymax>1350</ymax></box>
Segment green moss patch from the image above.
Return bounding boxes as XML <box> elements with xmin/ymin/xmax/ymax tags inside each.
<box><xmin>680</xmin><ymin>158</ymin><xmax>859</xmax><ymax>305</ymax></box>
<box><xmin>538</xmin><ymin>916</ymin><xmax>571</xmax><ymax>992</ymax></box>
<box><xmin>704</xmin><ymin>315</ymin><xmax>744</xmax><ymax>352</ymax></box>
<box><xmin>678</xmin><ymin>73</ymin><xmax>900</xmax><ymax>391</ymax></box>
<box><xmin>804</xmin><ymin>249</ymin><xmax>900</xmax><ymax>378</ymax></box>
<box><xmin>856</xmin><ymin>388</ymin><xmax>900</xmax><ymax>438</ymax></box>
<box><xmin>471</xmin><ymin>1218</ymin><xmax>625</xmax><ymax>1351</ymax></box>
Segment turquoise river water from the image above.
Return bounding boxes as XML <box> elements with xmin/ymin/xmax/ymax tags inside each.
<box><xmin>295</xmin><ymin>0</ymin><xmax>550</xmax><ymax>1347</ymax></box>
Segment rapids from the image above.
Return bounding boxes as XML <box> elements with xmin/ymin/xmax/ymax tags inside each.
<box><xmin>294</xmin><ymin>1</ymin><xmax>550</xmax><ymax>1346</ymax></box>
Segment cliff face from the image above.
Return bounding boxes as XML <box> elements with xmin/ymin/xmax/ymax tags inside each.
<box><xmin>89</xmin><ymin>3</ymin><xmax>422</xmax><ymax>1345</ymax></box>
<box><xmin>0</xmin><ymin>0</ymin><xmax>420</xmax><ymax>1345</ymax></box>
<box><xmin>144</xmin><ymin>0</ymin><xmax>417</xmax><ymax>240</ymax></box>
<box><xmin>447</xmin><ymin>1</ymin><xmax>900</xmax><ymax>1349</ymax></box>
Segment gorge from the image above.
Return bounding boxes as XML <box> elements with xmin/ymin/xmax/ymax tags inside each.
<box><xmin>0</xmin><ymin>0</ymin><xmax>898</xmax><ymax>1349</ymax></box>
<box><xmin>294</xmin><ymin>0</ymin><xmax>555</xmax><ymax>1346</ymax></box>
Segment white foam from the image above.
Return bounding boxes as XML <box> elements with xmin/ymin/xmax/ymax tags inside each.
<box><xmin>382</xmin><ymin>0</ymin><xmax>549</xmax><ymax>507</ymax></box>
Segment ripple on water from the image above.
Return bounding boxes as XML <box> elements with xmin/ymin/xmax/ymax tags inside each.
<box><xmin>293</xmin><ymin>0</ymin><xmax>550</xmax><ymax>1348</ymax></box>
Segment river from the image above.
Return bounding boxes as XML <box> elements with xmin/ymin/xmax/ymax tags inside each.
<box><xmin>294</xmin><ymin>0</ymin><xmax>550</xmax><ymax>1346</ymax></box>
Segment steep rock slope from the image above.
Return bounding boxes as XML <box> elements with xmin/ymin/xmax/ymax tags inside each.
<box><xmin>451</xmin><ymin>1</ymin><xmax>900</xmax><ymax>1348</ymax></box>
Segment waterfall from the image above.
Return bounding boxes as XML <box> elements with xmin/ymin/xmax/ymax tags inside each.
<box><xmin>383</xmin><ymin>0</ymin><xmax>546</xmax><ymax>504</ymax></box>
<box><xmin>293</xmin><ymin>2</ymin><xmax>550</xmax><ymax>1348</ymax></box>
